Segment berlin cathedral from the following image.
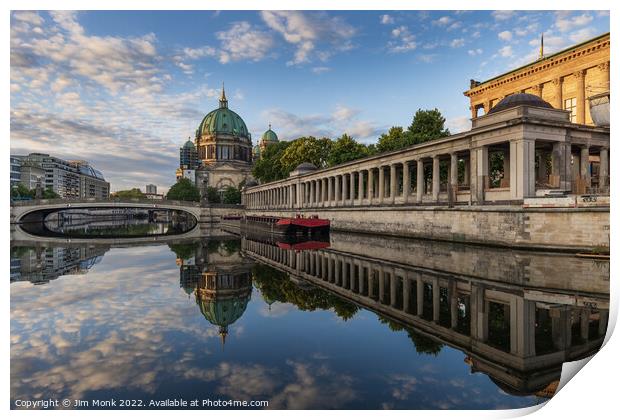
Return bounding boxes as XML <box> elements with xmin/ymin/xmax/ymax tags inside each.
<box><xmin>176</xmin><ymin>84</ymin><xmax>280</xmax><ymax>198</ymax></box>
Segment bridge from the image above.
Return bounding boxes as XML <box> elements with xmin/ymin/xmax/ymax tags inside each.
<box><xmin>10</xmin><ymin>198</ymin><xmax>244</xmax><ymax>242</ymax></box>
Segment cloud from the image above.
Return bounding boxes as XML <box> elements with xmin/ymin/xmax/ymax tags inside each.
<box><xmin>498</xmin><ymin>31</ymin><xmax>513</xmax><ymax>41</ymax></box>
<box><xmin>433</xmin><ymin>16</ymin><xmax>453</xmax><ymax>26</ymax></box>
<box><xmin>260</xmin><ymin>11</ymin><xmax>355</xmax><ymax>65</ymax></box>
<box><xmin>388</xmin><ymin>25</ymin><xmax>417</xmax><ymax>53</ymax></box>
<box><xmin>417</xmin><ymin>54</ymin><xmax>438</xmax><ymax>63</ymax></box>
<box><xmin>380</xmin><ymin>14</ymin><xmax>394</xmax><ymax>25</ymax></box>
<box><xmin>216</xmin><ymin>21</ymin><xmax>274</xmax><ymax>64</ymax></box>
<box><xmin>498</xmin><ymin>45</ymin><xmax>513</xmax><ymax>57</ymax></box>
<box><xmin>12</xmin><ymin>11</ymin><xmax>44</xmax><ymax>26</ymax></box>
<box><xmin>569</xmin><ymin>27</ymin><xmax>597</xmax><ymax>43</ymax></box>
<box><xmin>311</xmin><ymin>66</ymin><xmax>330</xmax><ymax>74</ymax></box>
<box><xmin>262</xmin><ymin>106</ymin><xmax>381</xmax><ymax>142</ymax></box>
<box><xmin>446</xmin><ymin>116</ymin><xmax>470</xmax><ymax>133</ymax></box>
<box><xmin>491</xmin><ymin>11</ymin><xmax>515</xmax><ymax>21</ymax></box>
<box><xmin>555</xmin><ymin>12</ymin><xmax>593</xmax><ymax>32</ymax></box>
<box><xmin>450</xmin><ymin>38</ymin><xmax>465</xmax><ymax>48</ymax></box>
<box><xmin>468</xmin><ymin>48</ymin><xmax>483</xmax><ymax>56</ymax></box>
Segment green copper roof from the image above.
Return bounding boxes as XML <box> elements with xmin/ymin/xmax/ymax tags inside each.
<box><xmin>261</xmin><ymin>125</ymin><xmax>278</xmax><ymax>142</ymax></box>
<box><xmin>197</xmin><ymin>294</ymin><xmax>250</xmax><ymax>327</ymax></box>
<box><xmin>183</xmin><ymin>140</ymin><xmax>195</xmax><ymax>149</ymax></box>
<box><xmin>196</xmin><ymin>85</ymin><xmax>250</xmax><ymax>138</ymax></box>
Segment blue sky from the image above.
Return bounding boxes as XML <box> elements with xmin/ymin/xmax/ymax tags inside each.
<box><xmin>10</xmin><ymin>10</ymin><xmax>610</xmax><ymax>192</ymax></box>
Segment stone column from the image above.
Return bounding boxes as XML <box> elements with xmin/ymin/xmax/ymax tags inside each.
<box><xmin>367</xmin><ymin>168</ymin><xmax>374</xmax><ymax>204</ymax></box>
<box><xmin>598</xmin><ymin>61</ymin><xmax>610</xmax><ymax>91</ymax></box>
<box><xmin>432</xmin><ymin>155</ymin><xmax>440</xmax><ymax>201</ymax></box>
<box><xmin>450</xmin><ymin>283</ymin><xmax>458</xmax><ymax>329</ymax></box>
<box><xmin>552</xmin><ymin>77</ymin><xmax>563</xmax><ymax>109</ymax></box>
<box><xmin>378</xmin><ymin>268</ymin><xmax>385</xmax><ymax>303</ymax></box>
<box><xmin>580</xmin><ymin>146</ymin><xmax>591</xmax><ymax>188</ymax></box>
<box><xmin>416</xmin><ymin>159</ymin><xmax>424</xmax><ymax>203</ymax></box>
<box><xmin>432</xmin><ymin>279</ymin><xmax>440</xmax><ymax>322</ymax></box>
<box><xmin>574</xmin><ymin>70</ymin><xmax>586</xmax><ymax>124</ymax></box>
<box><xmin>472</xmin><ymin>147</ymin><xmax>488</xmax><ymax>204</ymax></box>
<box><xmin>358</xmin><ymin>170</ymin><xmax>364</xmax><ymax>205</ymax></box>
<box><xmin>323</xmin><ymin>178</ymin><xmax>328</xmax><ymax>206</ymax></box>
<box><xmin>327</xmin><ymin>177</ymin><xmax>333</xmax><ymax>207</ymax></box>
<box><xmin>550</xmin><ymin>306</ymin><xmax>571</xmax><ymax>350</ymax></box>
<box><xmin>350</xmin><ymin>172</ymin><xmax>356</xmax><ymax>205</ymax></box>
<box><xmin>509</xmin><ymin>140</ymin><xmax>536</xmax><ymax>200</ymax></box>
<box><xmin>511</xmin><ymin>298</ymin><xmax>536</xmax><ymax>357</ymax></box>
<box><xmin>402</xmin><ymin>162</ymin><xmax>410</xmax><ymax>204</ymax></box>
<box><xmin>342</xmin><ymin>174</ymin><xmax>348</xmax><ymax>206</ymax></box>
<box><xmin>450</xmin><ymin>153</ymin><xmax>458</xmax><ymax>200</ymax></box>
<box><xmin>335</xmin><ymin>175</ymin><xmax>341</xmax><ymax>206</ymax></box>
<box><xmin>416</xmin><ymin>276</ymin><xmax>424</xmax><ymax>316</ymax></box>
<box><xmin>470</xmin><ymin>284</ymin><xmax>487</xmax><ymax>342</ymax></box>
<box><xmin>551</xmin><ymin>142</ymin><xmax>572</xmax><ymax>190</ymax></box>
<box><xmin>378</xmin><ymin>166</ymin><xmax>385</xmax><ymax>204</ymax></box>
<box><xmin>470</xmin><ymin>105</ymin><xmax>477</xmax><ymax>119</ymax></box>
<box><xmin>389</xmin><ymin>164</ymin><xmax>397</xmax><ymax>204</ymax></box>
<box><xmin>600</xmin><ymin>148</ymin><xmax>609</xmax><ymax>189</ymax></box>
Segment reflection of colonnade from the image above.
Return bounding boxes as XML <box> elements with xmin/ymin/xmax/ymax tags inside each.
<box><xmin>241</xmin><ymin>236</ymin><xmax>608</xmax><ymax>394</ymax></box>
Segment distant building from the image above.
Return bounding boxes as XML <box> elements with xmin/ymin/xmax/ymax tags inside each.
<box><xmin>179</xmin><ymin>139</ymin><xmax>200</xmax><ymax>170</ymax></box>
<box><xmin>10</xmin><ymin>156</ymin><xmax>22</xmax><ymax>186</ymax></box>
<box><xmin>146</xmin><ymin>184</ymin><xmax>157</xmax><ymax>194</ymax></box>
<box><xmin>145</xmin><ymin>192</ymin><xmax>164</xmax><ymax>200</ymax></box>
<box><xmin>16</xmin><ymin>153</ymin><xmax>109</xmax><ymax>199</ymax></box>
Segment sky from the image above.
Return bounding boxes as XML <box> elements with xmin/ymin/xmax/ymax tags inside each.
<box><xmin>10</xmin><ymin>10</ymin><xmax>610</xmax><ymax>193</ymax></box>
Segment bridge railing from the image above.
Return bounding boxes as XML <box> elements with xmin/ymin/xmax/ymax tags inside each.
<box><xmin>10</xmin><ymin>197</ymin><xmax>245</xmax><ymax>209</ymax></box>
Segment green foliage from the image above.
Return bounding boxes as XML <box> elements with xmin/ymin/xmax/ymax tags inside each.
<box><xmin>252</xmin><ymin>263</ymin><xmax>359</xmax><ymax>321</ymax></box>
<box><xmin>376</xmin><ymin>126</ymin><xmax>410</xmax><ymax>153</ymax></box>
<box><xmin>377</xmin><ymin>109</ymin><xmax>451</xmax><ymax>153</ymax></box>
<box><xmin>327</xmin><ymin>134</ymin><xmax>372</xmax><ymax>166</ymax></box>
<box><xmin>252</xmin><ymin>141</ymin><xmax>290</xmax><ymax>183</ymax></box>
<box><xmin>166</xmin><ymin>178</ymin><xmax>200</xmax><ymax>202</ymax></box>
<box><xmin>222</xmin><ymin>186</ymin><xmax>241</xmax><ymax>204</ymax></box>
<box><xmin>407</xmin><ymin>108</ymin><xmax>451</xmax><ymax>144</ymax></box>
<box><xmin>11</xmin><ymin>184</ymin><xmax>59</xmax><ymax>200</ymax></box>
<box><xmin>113</xmin><ymin>188</ymin><xmax>146</xmax><ymax>199</ymax></box>
<box><xmin>206</xmin><ymin>186</ymin><xmax>221</xmax><ymax>203</ymax></box>
<box><xmin>377</xmin><ymin>315</ymin><xmax>444</xmax><ymax>355</ymax></box>
<box><xmin>168</xmin><ymin>241</ymin><xmax>200</xmax><ymax>260</ymax></box>
<box><xmin>279</xmin><ymin>136</ymin><xmax>332</xmax><ymax>174</ymax></box>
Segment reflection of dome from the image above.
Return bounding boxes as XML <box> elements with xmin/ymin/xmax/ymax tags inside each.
<box><xmin>195</xmin><ymin>272</ymin><xmax>252</xmax><ymax>347</ymax></box>
<box><xmin>488</xmin><ymin>93</ymin><xmax>553</xmax><ymax>114</ymax></box>
<box><xmin>245</xmin><ymin>179</ymin><xmax>258</xmax><ymax>188</ymax></box>
<box><xmin>196</xmin><ymin>86</ymin><xmax>250</xmax><ymax>139</ymax></box>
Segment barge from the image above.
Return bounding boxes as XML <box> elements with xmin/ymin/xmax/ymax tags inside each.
<box><xmin>242</xmin><ymin>214</ymin><xmax>330</xmax><ymax>237</ymax></box>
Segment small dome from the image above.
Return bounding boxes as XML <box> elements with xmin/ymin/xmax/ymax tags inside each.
<box><xmin>261</xmin><ymin>126</ymin><xmax>278</xmax><ymax>142</ymax></box>
<box><xmin>183</xmin><ymin>140</ymin><xmax>195</xmax><ymax>149</ymax></box>
<box><xmin>294</xmin><ymin>162</ymin><xmax>317</xmax><ymax>172</ymax></box>
<box><xmin>245</xmin><ymin>180</ymin><xmax>258</xmax><ymax>187</ymax></box>
<box><xmin>488</xmin><ymin>93</ymin><xmax>553</xmax><ymax>114</ymax></box>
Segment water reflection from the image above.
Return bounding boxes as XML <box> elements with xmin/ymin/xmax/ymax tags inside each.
<box><xmin>10</xmin><ymin>229</ymin><xmax>609</xmax><ymax>409</ymax></box>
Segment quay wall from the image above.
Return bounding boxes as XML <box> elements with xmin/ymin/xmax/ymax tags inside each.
<box><xmin>244</xmin><ymin>205</ymin><xmax>609</xmax><ymax>252</ymax></box>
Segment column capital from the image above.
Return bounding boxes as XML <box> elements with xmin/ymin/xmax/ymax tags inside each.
<box><xmin>597</xmin><ymin>61</ymin><xmax>610</xmax><ymax>72</ymax></box>
<box><xmin>551</xmin><ymin>77</ymin><xmax>562</xmax><ymax>86</ymax></box>
<box><xmin>573</xmin><ymin>69</ymin><xmax>586</xmax><ymax>79</ymax></box>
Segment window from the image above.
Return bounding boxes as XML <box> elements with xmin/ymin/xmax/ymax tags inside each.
<box><xmin>564</xmin><ymin>97</ymin><xmax>577</xmax><ymax>123</ymax></box>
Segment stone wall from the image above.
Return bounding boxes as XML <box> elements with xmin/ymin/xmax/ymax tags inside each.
<box><xmin>245</xmin><ymin>205</ymin><xmax>609</xmax><ymax>251</ymax></box>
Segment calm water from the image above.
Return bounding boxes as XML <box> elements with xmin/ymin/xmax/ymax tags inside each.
<box><xmin>10</xmin><ymin>223</ymin><xmax>609</xmax><ymax>409</ymax></box>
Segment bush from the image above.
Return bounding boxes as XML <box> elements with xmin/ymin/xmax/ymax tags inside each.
<box><xmin>166</xmin><ymin>178</ymin><xmax>200</xmax><ymax>202</ymax></box>
<box><xmin>222</xmin><ymin>186</ymin><xmax>241</xmax><ymax>204</ymax></box>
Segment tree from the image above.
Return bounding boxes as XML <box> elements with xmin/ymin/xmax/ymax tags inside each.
<box><xmin>376</xmin><ymin>126</ymin><xmax>410</xmax><ymax>153</ymax></box>
<box><xmin>42</xmin><ymin>187</ymin><xmax>59</xmax><ymax>199</ymax></box>
<box><xmin>408</xmin><ymin>108</ymin><xmax>451</xmax><ymax>144</ymax></box>
<box><xmin>376</xmin><ymin>109</ymin><xmax>451</xmax><ymax>153</ymax></box>
<box><xmin>11</xmin><ymin>184</ymin><xmax>33</xmax><ymax>199</ymax></box>
<box><xmin>279</xmin><ymin>136</ymin><xmax>332</xmax><ymax>174</ymax></box>
<box><xmin>166</xmin><ymin>178</ymin><xmax>200</xmax><ymax>202</ymax></box>
<box><xmin>206</xmin><ymin>186</ymin><xmax>220</xmax><ymax>203</ymax></box>
<box><xmin>252</xmin><ymin>141</ymin><xmax>290</xmax><ymax>183</ymax></box>
<box><xmin>327</xmin><ymin>134</ymin><xmax>371</xmax><ymax>166</ymax></box>
<box><xmin>112</xmin><ymin>188</ymin><xmax>146</xmax><ymax>199</ymax></box>
<box><xmin>222</xmin><ymin>186</ymin><xmax>241</xmax><ymax>204</ymax></box>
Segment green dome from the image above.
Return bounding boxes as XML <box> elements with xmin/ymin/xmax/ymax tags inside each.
<box><xmin>183</xmin><ymin>140</ymin><xmax>195</xmax><ymax>149</ymax></box>
<box><xmin>196</xmin><ymin>86</ymin><xmax>250</xmax><ymax>139</ymax></box>
<box><xmin>197</xmin><ymin>295</ymin><xmax>250</xmax><ymax>328</ymax></box>
<box><xmin>261</xmin><ymin>126</ymin><xmax>278</xmax><ymax>142</ymax></box>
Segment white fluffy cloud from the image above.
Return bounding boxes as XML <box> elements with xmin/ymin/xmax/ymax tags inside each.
<box><xmin>491</xmin><ymin>11</ymin><xmax>515</xmax><ymax>21</ymax></box>
<box><xmin>260</xmin><ymin>11</ymin><xmax>356</xmax><ymax>65</ymax></box>
<box><xmin>433</xmin><ymin>16</ymin><xmax>453</xmax><ymax>26</ymax></box>
<box><xmin>555</xmin><ymin>12</ymin><xmax>593</xmax><ymax>32</ymax></box>
<box><xmin>380</xmin><ymin>14</ymin><xmax>394</xmax><ymax>25</ymax></box>
<box><xmin>498</xmin><ymin>45</ymin><xmax>513</xmax><ymax>57</ymax></box>
<box><xmin>388</xmin><ymin>26</ymin><xmax>417</xmax><ymax>53</ymax></box>
<box><xmin>498</xmin><ymin>31</ymin><xmax>513</xmax><ymax>41</ymax></box>
<box><xmin>450</xmin><ymin>38</ymin><xmax>465</xmax><ymax>48</ymax></box>
<box><xmin>468</xmin><ymin>48</ymin><xmax>483</xmax><ymax>56</ymax></box>
<box><xmin>216</xmin><ymin>21</ymin><xmax>274</xmax><ymax>64</ymax></box>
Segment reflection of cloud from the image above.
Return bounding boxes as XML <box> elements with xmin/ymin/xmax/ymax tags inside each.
<box><xmin>258</xmin><ymin>302</ymin><xmax>295</xmax><ymax>318</ymax></box>
<box><xmin>387</xmin><ymin>374</ymin><xmax>418</xmax><ymax>400</ymax></box>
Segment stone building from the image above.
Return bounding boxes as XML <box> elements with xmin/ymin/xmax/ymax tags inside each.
<box><xmin>254</xmin><ymin>124</ymin><xmax>279</xmax><ymax>159</ymax></box>
<box><xmin>464</xmin><ymin>33</ymin><xmax>610</xmax><ymax>125</ymax></box>
<box><xmin>192</xmin><ymin>85</ymin><xmax>255</xmax><ymax>196</ymax></box>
